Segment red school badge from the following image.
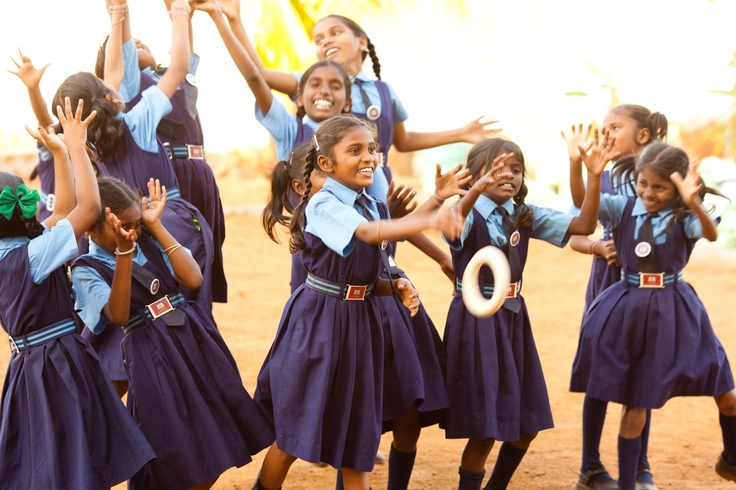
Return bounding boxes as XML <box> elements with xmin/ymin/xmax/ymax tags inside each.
<box><xmin>147</xmin><ymin>296</ymin><xmax>174</xmax><ymax>319</ymax></box>
<box><xmin>509</xmin><ymin>231</ymin><xmax>520</xmax><ymax>247</ymax></box>
<box><xmin>366</xmin><ymin>105</ymin><xmax>381</xmax><ymax>121</ymax></box>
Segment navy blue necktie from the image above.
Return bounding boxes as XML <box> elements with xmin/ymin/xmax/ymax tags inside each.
<box><xmin>497</xmin><ymin>207</ymin><xmax>521</xmax><ymax>281</ymax></box>
<box><xmin>637</xmin><ymin>213</ymin><xmax>660</xmax><ymax>272</ymax></box>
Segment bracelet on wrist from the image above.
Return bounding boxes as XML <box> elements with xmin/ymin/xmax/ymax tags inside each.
<box><xmin>108</xmin><ymin>2</ymin><xmax>128</xmax><ymax>12</ymax></box>
<box><xmin>587</xmin><ymin>240</ymin><xmax>600</xmax><ymax>256</ymax></box>
<box><xmin>169</xmin><ymin>6</ymin><xmax>191</xmax><ymax>18</ymax></box>
<box><xmin>114</xmin><ymin>243</ymin><xmax>136</xmax><ymax>256</ymax></box>
<box><xmin>432</xmin><ymin>192</ymin><xmax>445</xmax><ymax>206</ymax></box>
<box><xmin>164</xmin><ymin>243</ymin><xmax>183</xmax><ymax>256</ymax></box>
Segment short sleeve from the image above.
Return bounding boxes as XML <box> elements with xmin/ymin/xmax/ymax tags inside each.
<box><xmin>119</xmin><ymin>38</ymin><xmax>142</xmax><ymax>103</ymax></box>
<box><xmin>27</xmin><ymin>219</ymin><xmax>79</xmax><ymax>283</ymax></box>
<box><xmin>72</xmin><ymin>265</ymin><xmax>112</xmax><ymax>334</ymax></box>
<box><xmin>255</xmin><ymin>97</ymin><xmax>298</xmax><ymax>161</ymax></box>
<box><xmin>305</xmin><ymin>194</ymin><xmax>367</xmax><ymax>257</ymax></box>
<box><xmin>124</xmin><ymin>86</ymin><xmax>173</xmax><ymax>152</ymax></box>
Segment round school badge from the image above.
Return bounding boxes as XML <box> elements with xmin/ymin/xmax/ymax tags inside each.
<box><xmin>185</xmin><ymin>73</ymin><xmax>197</xmax><ymax>86</ymax></box>
<box><xmin>509</xmin><ymin>230</ymin><xmax>520</xmax><ymax>247</ymax></box>
<box><xmin>635</xmin><ymin>241</ymin><xmax>652</xmax><ymax>258</ymax></box>
<box><xmin>366</xmin><ymin>104</ymin><xmax>381</xmax><ymax>121</ymax></box>
<box><xmin>381</xmin><ymin>240</ymin><xmax>388</xmax><ymax>250</ymax></box>
<box><xmin>150</xmin><ymin>278</ymin><xmax>160</xmax><ymax>295</ymax></box>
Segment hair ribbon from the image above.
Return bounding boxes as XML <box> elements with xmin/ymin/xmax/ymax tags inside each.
<box><xmin>0</xmin><ymin>184</ymin><xmax>40</xmax><ymax>220</ymax></box>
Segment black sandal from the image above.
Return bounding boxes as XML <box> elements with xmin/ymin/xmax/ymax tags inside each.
<box><xmin>576</xmin><ymin>467</ymin><xmax>619</xmax><ymax>490</ymax></box>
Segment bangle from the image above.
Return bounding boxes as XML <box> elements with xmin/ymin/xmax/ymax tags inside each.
<box><xmin>376</xmin><ymin>223</ymin><xmax>382</xmax><ymax>243</ymax></box>
<box><xmin>432</xmin><ymin>192</ymin><xmax>445</xmax><ymax>206</ymax></box>
<box><xmin>108</xmin><ymin>2</ymin><xmax>128</xmax><ymax>12</ymax></box>
<box><xmin>111</xmin><ymin>15</ymin><xmax>125</xmax><ymax>26</ymax></box>
<box><xmin>114</xmin><ymin>243</ymin><xmax>136</xmax><ymax>256</ymax></box>
<box><xmin>164</xmin><ymin>243</ymin><xmax>183</xmax><ymax>256</ymax></box>
<box><xmin>587</xmin><ymin>240</ymin><xmax>600</xmax><ymax>256</ymax></box>
<box><xmin>169</xmin><ymin>6</ymin><xmax>190</xmax><ymax>19</ymax></box>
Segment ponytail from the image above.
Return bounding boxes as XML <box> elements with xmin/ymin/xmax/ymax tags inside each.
<box><xmin>262</xmin><ymin>160</ymin><xmax>294</xmax><ymax>243</ymax></box>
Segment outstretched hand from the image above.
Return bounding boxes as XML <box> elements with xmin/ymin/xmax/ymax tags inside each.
<box><xmin>386</xmin><ymin>180</ymin><xmax>417</xmax><ymax>218</ymax></box>
<box><xmin>55</xmin><ymin>97</ymin><xmax>96</xmax><ymax>148</ymax></box>
<box><xmin>460</xmin><ymin>116</ymin><xmax>502</xmax><ymax>144</ymax></box>
<box><xmin>561</xmin><ymin>123</ymin><xmax>593</xmax><ymax>161</ymax></box>
<box><xmin>670</xmin><ymin>159</ymin><xmax>704</xmax><ymax>208</ymax></box>
<box><xmin>141</xmin><ymin>178</ymin><xmax>168</xmax><ymax>227</ymax></box>
<box><xmin>435</xmin><ymin>203</ymin><xmax>464</xmax><ymax>242</ymax></box>
<box><xmin>472</xmin><ymin>152</ymin><xmax>515</xmax><ymax>195</ymax></box>
<box><xmin>25</xmin><ymin>124</ymin><xmax>65</xmax><ymax>153</ymax></box>
<box><xmin>217</xmin><ymin>0</ymin><xmax>240</xmax><ymax>21</ymax></box>
<box><xmin>577</xmin><ymin>129</ymin><xmax>619</xmax><ymax>177</ymax></box>
<box><xmin>435</xmin><ymin>163</ymin><xmax>471</xmax><ymax>200</ymax></box>
<box><xmin>8</xmin><ymin>49</ymin><xmax>49</xmax><ymax>90</ymax></box>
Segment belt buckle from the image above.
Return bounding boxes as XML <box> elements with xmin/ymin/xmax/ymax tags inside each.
<box><xmin>187</xmin><ymin>144</ymin><xmax>204</xmax><ymax>160</ymax></box>
<box><xmin>8</xmin><ymin>335</ymin><xmax>19</xmax><ymax>353</ymax></box>
<box><xmin>639</xmin><ymin>272</ymin><xmax>664</xmax><ymax>288</ymax></box>
<box><xmin>506</xmin><ymin>282</ymin><xmax>518</xmax><ymax>298</ymax></box>
<box><xmin>147</xmin><ymin>295</ymin><xmax>175</xmax><ymax>319</ymax></box>
<box><xmin>163</xmin><ymin>141</ymin><xmax>173</xmax><ymax>160</ymax></box>
<box><xmin>344</xmin><ymin>284</ymin><xmax>367</xmax><ymax>300</ymax></box>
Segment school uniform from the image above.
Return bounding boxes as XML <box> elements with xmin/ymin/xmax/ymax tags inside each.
<box><xmin>255</xmin><ymin>177</ymin><xmax>387</xmax><ymax>471</ymax></box>
<box><xmin>72</xmin><ymin>233</ymin><xmax>274</xmax><ymax>489</ymax></box>
<box><xmin>442</xmin><ymin>195</ymin><xmax>572</xmax><ymax>440</ymax></box>
<box><xmin>570</xmin><ymin>195</ymin><xmax>734</xmax><ymax>408</ymax></box>
<box><xmin>0</xmin><ymin>220</ymin><xmax>154</xmax><ymax>489</ymax></box>
<box><xmin>96</xmin><ymin>80</ymin><xmax>216</xmax><ymax>314</ymax></box>
<box><xmin>35</xmin><ymin>144</ymin><xmax>55</xmax><ymax>221</ymax></box>
<box><xmin>255</xmin><ymin>94</ymin><xmax>320</xmax><ymax>162</ymax></box>
<box><xmin>120</xmin><ymin>38</ymin><xmax>227</xmax><ymax>304</ymax></box>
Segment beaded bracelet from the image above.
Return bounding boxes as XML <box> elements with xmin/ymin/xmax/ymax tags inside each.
<box><xmin>108</xmin><ymin>2</ymin><xmax>128</xmax><ymax>12</ymax></box>
<box><xmin>114</xmin><ymin>243</ymin><xmax>136</xmax><ymax>256</ymax></box>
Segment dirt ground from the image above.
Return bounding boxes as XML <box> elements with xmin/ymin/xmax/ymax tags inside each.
<box><xmin>3</xmin><ymin>163</ymin><xmax>736</xmax><ymax>489</ymax></box>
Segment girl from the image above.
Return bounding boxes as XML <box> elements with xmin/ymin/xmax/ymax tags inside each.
<box><xmin>53</xmin><ymin>0</ymin><xmax>217</xmax><ymax>315</ymax></box>
<box><xmin>252</xmin><ymin>114</ymin><xmax>463</xmax><ymax>490</ymax></box>
<box><xmin>98</xmin><ymin>0</ymin><xmax>228</xmax><ymax>305</ymax></box>
<box><xmin>570</xmin><ymin>142</ymin><xmax>736</xmax><ymax>490</ymax></box>
<box><xmin>217</xmin><ymin>2</ymin><xmax>500</xmax><ymax>200</ymax></box>
<box><xmin>71</xmin><ymin>177</ymin><xmax>274</xmax><ymax>489</ymax></box>
<box><xmin>442</xmin><ymin>136</ymin><xmax>612</xmax><ymax>490</ymax></box>
<box><xmin>0</xmin><ymin>98</ymin><xmax>154</xmax><ymax>489</ymax></box>
<box><xmin>563</xmin><ymin>104</ymin><xmax>668</xmax><ymax>490</ymax></box>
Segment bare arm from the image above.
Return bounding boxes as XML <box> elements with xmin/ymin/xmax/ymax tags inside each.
<box><xmin>9</xmin><ymin>50</ymin><xmax>53</xmax><ymax>128</ymax></box>
<box><xmin>156</xmin><ymin>0</ymin><xmax>191</xmax><ymax>99</ymax></box>
<box><xmin>103</xmin><ymin>209</ymin><xmax>136</xmax><ymax>326</ymax></box>
<box><xmin>562</xmin><ymin>123</ymin><xmax>593</xmax><ymax>208</ymax></box>
<box><xmin>391</xmin><ymin>117</ymin><xmax>501</xmax><ymax>153</ymax></box>
<box><xmin>671</xmin><ymin>161</ymin><xmax>718</xmax><ymax>242</ymax></box>
<box><xmin>103</xmin><ymin>0</ymin><xmax>132</xmax><ymax>90</ymax></box>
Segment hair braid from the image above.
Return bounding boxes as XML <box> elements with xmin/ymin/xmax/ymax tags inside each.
<box><xmin>366</xmin><ymin>38</ymin><xmax>381</xmax><ymax>80</ymax></box>
<box><xmin>289</xmin><ymin>146</ymin><xmax>317</xmax><ymax>253</ymax></box>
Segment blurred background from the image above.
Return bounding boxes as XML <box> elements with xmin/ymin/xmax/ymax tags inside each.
<box><xmin>1</xmin><ymin>0</ymin><xmax>735</xmax><ymax>243</ymax></box>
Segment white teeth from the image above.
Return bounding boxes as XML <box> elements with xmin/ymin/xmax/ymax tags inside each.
<box><xmin>325</xmin><ymin>48</ymin><xmax>338</xmax><ymax>57</ymax></box>
<box><xmin>501</xmin><ymin>183</ymin><xmax>514</xmax><ymax>188</ymax></box>
<box><xmin>313</xmin><ymin>99</ymin><xmax>333</xmax><ymax>109</ymax></box>
<box><xmin>359</xmin><ymin>168</ymin><xmax>374</xmax><ymax>175</ymax></box>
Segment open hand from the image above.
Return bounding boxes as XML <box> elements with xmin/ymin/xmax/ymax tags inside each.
<box><xmin>141</xmin><ymin>178</ymin><xmax>167</xmax><ymax>227</ymax></box>
<box><xmin>395</xmin><ymin>278</ymin><xmax>420</xmax><ymax>317</ymax></box>
<box><xmin>435</xmin><ymin>163</ymin><xmax>471</xmax><ymax>200</ymax></box>
<box><xmin>56</xmin><ymin>97</ymin><xmax>96</xmax><ymax>148</ymax></box>
<box><xmin>577</xmin><ymin>129</ymin><xmax>619</xmax><ymax>177</ymax></box>
<box><xmin>106</xmin><ymin>207</ymin><xmax>138</xmax><ymax>252</ymax></box>
<box><xmin>561</xmin><ymin>123</ymin><xmax>593</xmax><ymax>162</ymax></box>
<box><xmin>670</xmin><ymin>159</ymin><xmax>704</xmax><ymax>208</ymax></box>
<box><xmin>460</xmin><ymin>116</ymin><xmax>502</xmax><ymax>143</ymax></box>
<box><xmin>386</xmin><ymin>180</ymin><xmax>417</xmax><ymax>218</ymax></box>
<box><xmin>8</xmin><ymin>49</ymin><xmax>49</xmax><ymax>90</ymax></box>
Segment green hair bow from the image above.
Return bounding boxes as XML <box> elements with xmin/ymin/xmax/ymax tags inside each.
<box><xmin>0</xmin><ymin>184</ymin><xmax>40</xmax><ymax>220</ymax></box>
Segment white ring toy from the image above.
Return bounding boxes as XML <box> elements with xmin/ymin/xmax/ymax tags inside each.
<box><xmin>461</xmin><ymin>246</ymin><xmax>511</xmax><ymax>318</ymax></box>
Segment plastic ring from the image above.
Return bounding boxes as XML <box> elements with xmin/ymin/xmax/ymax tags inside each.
<box><xmin>461</xmin><ymin>246</ymin><xmax>511</xmax><ymax>318</ymax></box>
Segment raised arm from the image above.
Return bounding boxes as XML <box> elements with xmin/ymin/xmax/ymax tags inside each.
<box><xmin>391</xmin><ymin>116</ymin><xmax>502</xmax><ymax>153</ymax></box>
<box><xmin>103</xmin><ymin>0</ymin><xmax>132</xmax><ymax>90</ymax></box>
<box><xmin>670</xmin><ymin>160</ymin><xmax>718</xmax><ymax>242</ymax></box>
<box><xmin>9</xmin><ymin>50</ymin><xmax>53</xmax><ymax>129</ymax></box>
<box><xmin>562</xmin><ymin>123</ymin><xmax>593</xmax><ymax>208</ymax></box>
<box><xmin>156</xmin><ymin>0</ymin><xmax>191</xmax><ymax>99</ymax></box>
<box><xmin>196</xmin><ymin>0</ymin><xmax>274</xmax><ymax>115</ymax></box>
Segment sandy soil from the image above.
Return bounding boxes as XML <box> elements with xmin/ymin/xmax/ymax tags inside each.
<box><xmin>2</xmin><ymin>165</ymin><xmax>736</xmax><ymax>489</ymax></box>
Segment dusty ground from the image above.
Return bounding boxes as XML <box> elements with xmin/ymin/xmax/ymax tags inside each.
<box><xmin>2</xmin><ymin>159</ymin><xmax>736</xmax><ymax>489</ymax></box>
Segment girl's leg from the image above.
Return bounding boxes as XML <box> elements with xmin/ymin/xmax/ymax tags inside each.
<box><xmin>618</xmin><ymin>406</ymin><xmax>647</xmax><ymax>490</ymax></box>
<box><xmin>458</xmin><ymin>438</ymin><xmax>494</xmax><ymax>490</ymax></box>
<box><xmin>387</xmin><ymin>404</ymin><xmax>421</xmax><ymax>490</ymax></box>
<box><xmin>636</xmin><ymin>409</ymin><xmax>655</xmax><ymax>485</ymax></box>
<box><xmin>483</xmin><ymin>432</ymin><xmax>537</xmax><ymax>490</ymax></box>
<box><xmin>253</xmin><ymin>442</ymin><xmax>297</xmax><ymax>490</ymax></box>
<box><xmin>578</xmin><ymin>395</ymin><xmax>618</xmax><ymax>489</ymax></box>
<box><xmin>340</xmin><ymin>468</ymin><xmax>370</xmax><ymax>490</ymax></box>
<box><xmin>714</xmin><ymin>389</ymin><xmax>736</xmax><ymax>481</ymax></box>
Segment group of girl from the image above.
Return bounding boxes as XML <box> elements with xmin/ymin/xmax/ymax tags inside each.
<box><xmin>0</xmin><ymin>2</ymin><xmax>734</xmax><ymax>490</ymax></box>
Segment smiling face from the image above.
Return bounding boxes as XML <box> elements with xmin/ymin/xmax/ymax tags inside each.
<box><xmin>312</xmin><ymin>16</ymin><xmax>367</xmax><ymax>76</ymax></box>
<box><xmin>482</xmin><ymin>155</ymin><xmax>524</xmax><ymax>205</ymax></box>
<box><xmin>603</xmin><ymin>109</ymin><xmax>649</xmax><ymax>158</ymax></box>
<box><xmin>635</xmin><ymin>167</ymin><xmax>677</xmax><ymax>213</ymax></box>
<box><xmin>317</xmin><ymin>125</ymin><xmax>378</xmax><ymax>192</ymax></box>
<box><xmin>297</xmin><ymin>64</ymin><xmax>351</xmax><ymax>122</ymax></box>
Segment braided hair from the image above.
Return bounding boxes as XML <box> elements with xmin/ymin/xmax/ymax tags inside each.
<box><xmin>316</xmin><ymin>15</ymin><xmax>382</xmax><ymax>80</ymax></box>
<box><xmin>464</xmin><ymin>138</ymin><xmax>534</xmax><ymax>229</ymax></box>
<box><xmin>52</xmin><ymin>72</ymin><xmax>124</xmax><ymax>161</ymax></box>
<box><xmin>0</xmin><ymin>172</ymin><xmax>44</xmax><ymax>239</ymax></box>
<box><xmin>289</xmin><ymin>115</ymin><xmax>367</xmax><ymax>253</ymax></box>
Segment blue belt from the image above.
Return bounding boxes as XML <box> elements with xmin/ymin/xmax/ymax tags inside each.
<box><xmin>306</xmin><ymin>273</ymin><xmax>374</xmax><ymax>301</ymax></box>
<box><xmin>622</xmin><ymin>271</ymin><xmax>683</xmax><ymax>288</ymax></box>
<box><xmin>163</xmin><ymin>143</ymin><xmax>205</xmax><ymax>160</ymax></box>
<box><xmin>123</xmin><ymin>294</ymin><xmax>186</xmax><ymax>333</ymax></box>
<box><xmin>8</xmin><ymin>318</ymin><xmax>76</xmax><ymax>353</ymax></box>
<box><xmin>159</xmin><ymin>187</ymin><xmax>180</xmax><ymax>201</ymax></box>
<box><xmin>455</xmin><ymin>278</ymin><xmax>522</xmax><ymax>298</ymax></box>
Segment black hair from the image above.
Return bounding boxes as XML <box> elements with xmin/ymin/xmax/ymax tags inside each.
<box><xmin>464</xmin><ymin>138</ymin><xmax>534</xmax><ymax>228</ymax></box>
<box><xmin>289</xmin><ymin>114</ymin><xmax>367</xmax><ymax>252</ymax></box>
<box><xmin>262</xmin><ymin>142</ymin><xmax>313</xmax><ymax>243</ymax></box>
<box><xmin>52</xmin><ymin>72</ymin><xmax>124</xmax><ymax>161</ymax></box>
<box><xmin>0</xmin><ymin>172</ymin><xmax>44</xmax><ymax>239</ymax></box>
<box><xmin>315</xmin><ymin>15</ymin><xmax>382</xmax><ymax>80</ymax></box>
<box><xmin>295</xmin><ymin>60</ymin><xmax>352</xmax><ymax>120</ymax></box>
<box><xmin>91</xmin><ymin>176</ymin><xmax>140</xmax><ymax>231</ymax></box>
<box><xmin>609</xmin><ymin>104</ymin><xmax>669</xmax><ymax>196</ymax></box>
<box><xmin>635</xmin><ymin>142</ymin><xmax>725</xmax><ymax>229</ymax></box>
<box><xmin>94</xmin><ymin>36</ymin><xmax>109</xmax><ymax>80</ymax></box>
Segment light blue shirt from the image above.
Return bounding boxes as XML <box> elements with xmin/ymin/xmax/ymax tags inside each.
<box><xmin>446</xmin><ymin>195</ymin><xmax>574</xmax><ymax>250</ymax></box>
<box><xmin>71</xmin><ymin>238</ymin><xmax>181</xmax><ymax>333</ymax></box>
<box><xmin>305</xmin><ymin>177</ymin><xmax>379</xmax><ymax>257</ymax></box>
<box><xmin>599</xmin><ymin>195</ymin><xmax>704</xmax><ymax>242</ymax></box>
<box><xmin>255</xmin><ymin>96</ymin><xmax>319</xmax><ymax>161</ymax></box>
<box><xmin>0</xmin><ymin>219</ymin><xmax>77</xmax><ymax>283</ymax></box>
